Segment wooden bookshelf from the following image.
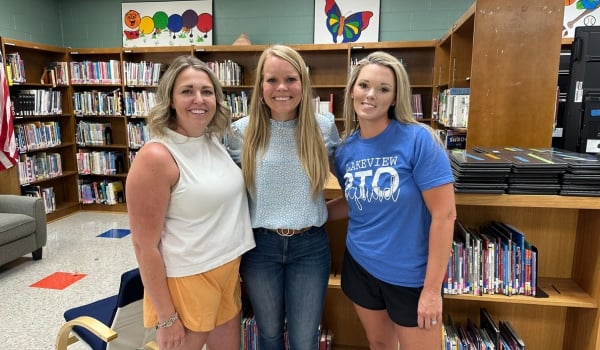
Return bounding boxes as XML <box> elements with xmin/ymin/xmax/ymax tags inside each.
<box><xmin>0</xmin><ymin>37</ymin><xmax>80</xmax><ymax>219</ymax></box>
<box><xmin>435</xmin><ymin>0</ymin><xmax>565</xmax><ymax>149</ymax></box>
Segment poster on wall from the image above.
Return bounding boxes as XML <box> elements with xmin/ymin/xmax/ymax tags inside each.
<box><xmin>563</xmin><ymin>0</ymin><xmax>600</xmax><ymax>38</ymax></box>
<box><xmin>122</xmin><ymin>0</ymin><xmax>213</xmax><ymax>47</ymax></box>
<box><xmin>313</xmin><ymin>0</ymin><xmax>380</xmax><ymax>44</ymax></box>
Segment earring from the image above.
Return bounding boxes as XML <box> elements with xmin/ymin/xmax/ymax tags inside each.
<box><xmin>260</xmin><ymin>97</ymin><xmax>265</xmax><ymax>104</ymax></box>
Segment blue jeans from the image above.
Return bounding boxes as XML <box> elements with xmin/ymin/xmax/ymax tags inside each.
<box><xmin>240</xmin><ymin>225</ymin><xmax>330</xmax><ymax>350</ymax></box>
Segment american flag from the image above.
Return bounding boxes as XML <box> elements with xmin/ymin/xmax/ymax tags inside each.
<box><xmin>0</xmin><ymin>51</ymin><xmax>18</xmax><ymax>171</ymax></box>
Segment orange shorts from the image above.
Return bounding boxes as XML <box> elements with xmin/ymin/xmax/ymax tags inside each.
<box><xmin>143</xmin><ymin>257</ymin><xmax>242</xmax><ymax>332</ymax></box>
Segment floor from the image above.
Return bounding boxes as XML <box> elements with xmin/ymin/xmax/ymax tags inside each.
<box><xmin>0</xmin><ymin>211</ymin><xmax>138</xmax><ymax>350</ymax></box>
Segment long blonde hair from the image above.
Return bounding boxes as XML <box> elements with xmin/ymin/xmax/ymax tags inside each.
<box><xmin>242</xmin><ymin>45</ymin><xmax>329</xmax><ymax>199</ymax></box>
<box><xmin>342</xmin><ymin>51</ymin><xmax>442</xmax><ymax>144</ymax></box>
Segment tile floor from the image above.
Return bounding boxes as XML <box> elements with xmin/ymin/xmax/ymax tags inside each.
<box><xmin>0</xmin><ymin>211</ymin><xmax>138</xmax><ymax>350</ymax></box>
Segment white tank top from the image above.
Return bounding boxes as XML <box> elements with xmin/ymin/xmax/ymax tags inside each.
<box><xmin>149</xmin><ymin>129</ymin><xmax>255</xmax><ymax>277</ymax></box>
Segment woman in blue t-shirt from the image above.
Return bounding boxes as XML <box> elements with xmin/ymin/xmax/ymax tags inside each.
<box><xmin>328</xmin><ymin>51</ymin><xmax>456</xmax><ymax>350</ymax></box>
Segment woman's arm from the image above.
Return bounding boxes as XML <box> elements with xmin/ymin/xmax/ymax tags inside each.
<box><xmin>327</xmin><ymin>195</ymin><xmax>349</xmax><ymax>222</ymax></box>
<box><xmin>126</xmin><ymin>142</ymin><xmax>179</xmax><ymax>326</ymax></box>
<box><xmin>418</xmin><ymin>182</ymin><xmax>456</xmax><ymax>328</ymax></box>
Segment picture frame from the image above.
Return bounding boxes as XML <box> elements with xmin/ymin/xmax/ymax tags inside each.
<box><xmin>313</xmin><ymin>0</ymin><xmax>380</xmax><ymax>44</ymax></box>
<box><xmin>122</xmin><ymin>0</ymin><xmax>213</xmax><ymax>47</ymax></box>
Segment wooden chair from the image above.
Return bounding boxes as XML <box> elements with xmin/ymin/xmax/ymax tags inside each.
<box><xmin>55</xmin><ymin>267</ymin><xmax>156</xmax><ymax>350</ymax></box>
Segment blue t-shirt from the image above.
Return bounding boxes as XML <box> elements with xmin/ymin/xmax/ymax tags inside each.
<box><xmin>334</xmin><ymin>120</ymin><xmax>454</xmax><ymax>287</ymax></box>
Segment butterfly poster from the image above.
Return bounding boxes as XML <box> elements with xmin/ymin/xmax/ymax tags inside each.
<box><xmin>122</xmin><ymin>1</ymin><xmax>213</xmax><ymax>47</ymax></box>
<box><xmin>314</xmin><ymin>0</ymin><xmax>380</xmax><ymax>44</ymax></box>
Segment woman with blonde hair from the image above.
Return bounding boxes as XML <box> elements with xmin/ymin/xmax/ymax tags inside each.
<box><xmin>227</xmin><ymin>45</ymin><xmax>340</xmax><ymax>349</ymax></box>
<box><xmin>328</xmin><ymin>51</ymin><xmax>456</xmax><ymax>350</ymax></box>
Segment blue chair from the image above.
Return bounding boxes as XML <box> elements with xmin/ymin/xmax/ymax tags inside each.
<box><xmin>55</xmin><ymin>267</ymin><xmax>157</xmax><ymax>350</ymax></box>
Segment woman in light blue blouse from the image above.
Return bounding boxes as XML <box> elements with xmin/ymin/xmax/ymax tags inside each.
<box><xmin>227</xmin><ymin>45</ymin><xmax>340</xmax><ymax>350</ymax></box>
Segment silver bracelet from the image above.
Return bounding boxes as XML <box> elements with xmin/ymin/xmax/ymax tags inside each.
<box><xmin>155</xmin><ymin>312</ymin><xmax>178</xmax><ymax>329</ymax></box>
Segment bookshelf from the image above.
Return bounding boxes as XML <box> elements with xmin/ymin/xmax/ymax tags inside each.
<box><xmin>68</xmin><ymin>47</ymin><xmax>128</xmax><ymax>212</ymax></box>
<box><xmin>434</xmin><ymin>0</ymin><xmax>565</xmax><ymax>149</ymax></box>
<box><xmin>0</xmin><ymin>38</ymin><xmax>79</xmax><ymax>222</ymax></box>
<box><xmin>1</xmin><ymin>39</ymin><xmax>437</xmax><ymax>220</ymax></box>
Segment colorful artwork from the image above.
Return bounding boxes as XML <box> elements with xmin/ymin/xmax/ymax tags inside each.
<box><xmin>563</xmin><ymin>0</ymin><xmax>600</xmax><ymax>37</ymax></box>
<box><xmin>314</xmin><ymin>0</ymin><xmax>380</xmax><ymax>44</ymax></box>
<box><xmin>122</xmin><ymin>1</ymin><xmax>212</xmax><ymax>47</ymax></box>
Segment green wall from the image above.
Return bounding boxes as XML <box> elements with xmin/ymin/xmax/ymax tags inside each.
<box><xmin>0</xmin><ymin>0</ymin><xmax>473</xmax><ymax>48</ymax></box>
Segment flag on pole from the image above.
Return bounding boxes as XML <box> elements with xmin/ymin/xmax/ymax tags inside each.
<box><xmin>0</xmin><ymin>51</ymin><xmax>18</xmax><ymax>171</ymax></box>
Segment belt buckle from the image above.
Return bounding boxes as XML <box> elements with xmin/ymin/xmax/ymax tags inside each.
<box><xmin>275</xmin><ymin>228</ymin><xmax>296</xmax><ymax>237</ymax></box>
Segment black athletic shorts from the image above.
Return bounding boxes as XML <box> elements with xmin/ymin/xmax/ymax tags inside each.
<box><xmin>341</xmin><ymin>248</ymin><xmax>423</xmax><ymax>327</ymax></box>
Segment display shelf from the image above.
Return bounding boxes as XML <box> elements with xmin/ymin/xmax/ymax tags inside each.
<box><xmin>1</xmin><ymin>37</ymin><xmax>79</xmax><ymax>218</ymax></box>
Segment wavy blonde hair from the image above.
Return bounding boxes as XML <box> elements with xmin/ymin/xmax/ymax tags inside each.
<box><xmin>147</xmin><ymin>55</ymin><xmax>231</xmax><ymax>139</ymax></box>
<box><xmin>242</xmin><ymin>45</ymin><xmax>329</xmax><ymax>199</ymax></box>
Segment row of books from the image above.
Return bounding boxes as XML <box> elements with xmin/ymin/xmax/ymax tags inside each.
<box><xmin>446</xmin><ymin>220</ymin><xmax>538</xmax><ymax>297</ymax></box>
<box><xmin>206</xmin><ymin>59</ymin><xmax>243</xmax><ymax>86</ymax></box>
<box><xmin>10</xmin><ymin>89</ymin><xmax>63</xmax><ymax>116</ymax></box>
<box><xmin>78</xmin><ymin>179</ymin><xmax>124</xmax><ymax>205</ymax></box>
<box><xmin>127</xmin><ymin>121</ymin><xmax>152</xmax><ymax>149</ymax></box>
<box><xmin>4</xmin><ymin>51</ymin><xmax>26</xmax><ymax>84</ymax></box>
<box><xmin>76</xmin><ymin>150</ymin><xmax>125</xmax><ymax>175</ymax></box>
<box><xmin>22</xmin><ymin>185</ymin><xmax>56</xmax><ymax>214</ymax></box>
<box><xmin>110</xmin><ymin>89</ymin><xmax>249</xmax><ymax>119</ymax></box>
<box><xmin>436</xmin><ymin>87</ymin><xmax>470</xmax><ymax>128</ymax></box>
<box><xmin>70</xmin><ymin>60</ymin><xmax>122</xmax><ymax>84</ymax></box>
<box><xmin>14</xmin><ymin>121</ymin><xmax>62</xmax><ymax>152</ymax></box>
<box><xmin>73</xmin><ymin>90</ymin><xmax>122</xmax><ymax>116</ymax></box>
<box><xmin>8</xmin><ymin>55</ymin><xmax>245</xmax><ymax>87</ymax></box>
<box><xmin>443</xmin><ymin>308</ymin><xmax>525</xmax><ymax>350</ymax></box>
<box><xmin>241</xmin><ymin>313</ymin><xmax>332</xmax><ymax>350</ymax></box>
<box><xmin>123</xmin><ymin>61</ymin><xmax>163</xmax><ymax>86</ymax></box>
<box><xmin>123</xmin><ymin>90</ymin><xmax>156</xmax><ymax>117</ymax></box>
<box><xmin>225</xmin><ymin>91</ymin><xmax>249</xmax><ymax>120</ymax></box>
<box><xmin>411</xmin><ymin>93</ymin><xmax>423</xmax><ymax>119</ymax></box>
<box><xmin>40</xmin><ymin>61</ymin><xmax>70</xmax><ymax>86</ymax></box>
<box><xmin>312</xmin><ymin>94</ymin><xmax>334</xmax><ymax>116</ymax></box>
<box><xmin>76</xmin><ymin>121</ymin><xmax>113</xmax><ymax>146</ymax></box>
<box><xmin>17</xmin><ymin>152</ymin><xmax>63</xmax><ymax>185</ymax></box>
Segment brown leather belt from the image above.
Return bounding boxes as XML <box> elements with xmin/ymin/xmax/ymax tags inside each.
<box><xmin>273</xmin><ymin>227</ymin><xmax>312</xmax><ymax>237</ymax></box>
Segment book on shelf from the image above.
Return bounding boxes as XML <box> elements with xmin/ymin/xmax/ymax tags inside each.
<box><xmin>438</xmin><ymin>88</ymin><xmax>470</xmax><ymax>128</ymax></box>
<box><xmin>40</xmin><ymin>62</ymin><xmax>69</xmax><ymax>86</ymax></box>
<box><xmin>40</xmin><ymin>68</ymin><xmax>57</xmax><ymax>87</ymax></box>
<box><xmin>438</xmin><ymin>128</ymin><xmax>467</xmax><ymax>150</ymax></box>
<box><xmin>480</xmin><ymin>307</ymin><xmax>500</xmax><ymax>349</ymax></box>
<box><xmin>499</xmin><ymin>320</ymin><xmax>526</xmax><ymax>350</ymax></box>
<box><xmin>313</xmin><ymin>93</ymin><xmax>334</xmax><ymax>115</ymax></box>
<box><xmin>5</xmin><ymin>52</ymin><xmax>26</xmax><ymax>84</ymax></box>
<box><xmin>446</xmin><ymin>220</ymin><xmax>540</xmax><ymax>298</ymax></box>
<box><xmin>411</xmin><ymin>94</ymin><xmax>423</xmax><ymax>119</ymax></box>
<box><xmin>22</xmin><ymin>185</ymin><xmax>56</xmax><ymax>213</ymax></box>
<box><xmin>444</xmin><ymin>308</ymin><xmax>524</xmax><ymax>349</ymax></box>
